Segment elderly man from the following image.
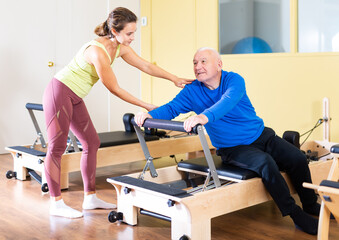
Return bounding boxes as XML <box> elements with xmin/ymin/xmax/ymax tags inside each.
<box><xmin>135</xmin><ymin>47</ymin><xmax>320</xmax><ymax>235</ymax></box>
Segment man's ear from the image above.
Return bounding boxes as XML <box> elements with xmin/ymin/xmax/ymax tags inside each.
<box><xmin>217</xmin><ymin>59</ymin><xmax>223</xmax><ymax>71</ymax></box>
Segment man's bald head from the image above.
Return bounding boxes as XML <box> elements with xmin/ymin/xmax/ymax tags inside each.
<box><xmin>194</xmin><ymin>47</ymin><xmax>221</xmax><ymax>61</ymax></box>
<box><xmin>193</xmin><ymin>47</ymin><xmax>223</xmax><ymax>89</ymax></box>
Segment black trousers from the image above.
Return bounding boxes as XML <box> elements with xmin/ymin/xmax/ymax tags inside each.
<box><xmin>216</xmin><ymin>127</ymin><xmax>318</xmax><ymax>216</ymax></box>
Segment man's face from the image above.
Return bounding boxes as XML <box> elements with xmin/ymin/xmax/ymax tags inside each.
<box><xmin>193</xmin><ymin>50</ymin><xmax>221</xmax><ymax>83</ymax></box>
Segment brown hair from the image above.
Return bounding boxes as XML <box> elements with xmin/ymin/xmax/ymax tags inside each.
<box><xmin>94</xmin><ymin>7</ymin><xmax>137</xmax><ymax>38</ymax></box>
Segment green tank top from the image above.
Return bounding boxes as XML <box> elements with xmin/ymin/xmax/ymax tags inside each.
<box><xmin>55</xmin><ymin>40</ymin><xmax>120</xmax><ymax>98</ymax></box>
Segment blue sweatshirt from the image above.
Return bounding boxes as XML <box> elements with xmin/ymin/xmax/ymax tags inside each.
<box><xmin>149</xmin><ymin>70</ymin><xmax>265</xmax><ymax>149</ymax></box>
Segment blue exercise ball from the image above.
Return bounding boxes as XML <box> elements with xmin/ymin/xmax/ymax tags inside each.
<box><xmin>232</xmin><ymin>37</ymin><xmax>272</xmax><ymax>54</ymax></box>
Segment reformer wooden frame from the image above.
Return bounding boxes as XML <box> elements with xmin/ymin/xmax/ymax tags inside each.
<box><xmin>107</xmin><ymin>112</ymin><xmax>335</xmax><ymax>240</ymax></box>
<box><xmin>5</xmin><ymin>134</ymin><xmax>212</xmax><ymax>191</ymax></box>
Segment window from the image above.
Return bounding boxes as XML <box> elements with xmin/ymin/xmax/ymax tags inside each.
<box><xmin>219</xmin><ymin>0</ymin><xmax>290</xmax><ymax>54</ymax></box>
<box><xmin>298</xmin><ymin>0</ymin><xmax>339</xmax><ymax>52</ymax></box>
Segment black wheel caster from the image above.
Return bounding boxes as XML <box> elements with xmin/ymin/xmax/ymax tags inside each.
<box><xmin>6</xmin><ymin>170</ymin><xmax>16</xmax><ymax>179</ymax></box>
<box><xmin>41</xmin><ymin>183</ymin><xmax>49</xmax><ymax>192</ymax></box>
<box><xmin>167</xmin><ymin>199</ymin><xmax>175</xmax><ymax>207</ymax></box>
<box><xmin>179</xmin><ymin>235</ymin><xmax>189</xmax><ymax>240</ymax></box>
<box><xmin>124</xmin><ymin>187</ymin><xmax>131</xmax><ymax>194</ymax></box>
<box><xmin>108</xmin><ymin>211</ymin><xmax>123</xmax><ymax>223</ymax></box>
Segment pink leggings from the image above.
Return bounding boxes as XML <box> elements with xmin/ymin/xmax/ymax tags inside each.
<box><xmin>43</xmin><ymin>78</ymin><xmax>100</xmax><ymax>197</ymax></box>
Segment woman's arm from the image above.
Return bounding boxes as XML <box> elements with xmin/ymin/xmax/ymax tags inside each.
<box><xmin>85</xmin><ymin>45</ymin><xmax>157</xmax><ymax>111</ymax></box>
<box><xmin>119</xmin><ymin>45</ymin><xmax>193</xmax><ymax>88</ymax></box>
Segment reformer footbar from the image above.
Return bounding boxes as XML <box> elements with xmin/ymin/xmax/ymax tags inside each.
<box><xmin>25</xmin><ymin>103</ymin><xmax>46</xmax><ymax>149</ymax></box>
<box><xmin>25</xmin><ymin>103</ymin><xmax>82</xmax><ymax>153</ymax></box>
<box><xmin>132</xmin><ymin>118</ymin><xmax>221</xmax><ymax>188</ymax></box>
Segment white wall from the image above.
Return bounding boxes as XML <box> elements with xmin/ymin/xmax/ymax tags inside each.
<box><xmin>107</xmin><ymin>0</ymin><xmax>142</xmax><ymax>132</ymax></box>
<box><xmin>0</xmin><ymin>0</ymin><xmax>141</xmax><ymax>153</ymax></box>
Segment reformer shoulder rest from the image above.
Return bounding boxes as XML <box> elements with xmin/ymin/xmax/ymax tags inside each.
<box><xmin>178</xmin><ymin>155</ymin><xmax>258</xmax><ymax>180</ymax></box>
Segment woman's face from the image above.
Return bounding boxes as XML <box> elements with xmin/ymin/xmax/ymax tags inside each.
<box><xmin>113</xmin><ymin>22</ymin><xmax>137</xmax><ymax>46</ymax></box>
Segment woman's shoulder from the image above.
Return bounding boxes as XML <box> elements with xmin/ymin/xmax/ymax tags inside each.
<box><xmin>89</xmin><ymin>38</ymin><xmax>110</xmax><ymax>52</ymax></box>
<box><xmin>93</xmin><ymin>37</ymin><xmax>110</xmax><ymax>46</ymax></box>
<box><xmin>87</xmin><ymin>38</ymin><xmax>116</xmax><ymax>62</ymax></box>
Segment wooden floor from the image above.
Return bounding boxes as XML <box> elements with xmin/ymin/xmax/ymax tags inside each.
<box><xmin>1</xmin><ymin>153</ymin><xmax>338</xmax><ymax>240</ymax></box>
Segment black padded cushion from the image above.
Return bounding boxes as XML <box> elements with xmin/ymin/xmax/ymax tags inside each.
<box><xmin>177</xmin><ymin>155</ymin><xmax>258</xmax><ymax>180</ymax></box>
<box><xmin>69</xmin><ymin>131</ymin><xmax>159</xmax><ymax>148</ymax></box>
<box><xmin>330</xmin><ymin>144</ymin><xmax>339</xmax><ymax>154</ymax></box>
<box><xmin>109</xmin><ymin>176</ymin><xmax>191</xmax><ymax>198</ymax></box>
<box><xmin>282</xmin><ymin>131</ymin><xmax>300</xmax><ymax>149</ymax></box>
<box><xmin>8</xmin><ymin>146</ymin><xmax>46</xmax><ymax>157</ymax></box>
<box><xmin>98</xmin><ymin>131</ymin><xmax>159</xmax><ymax>148</ymax></box>
<box><xmin>320</xmin><ymin>180</ymin><xmax>339</xmax><ymax>189</ymax></box>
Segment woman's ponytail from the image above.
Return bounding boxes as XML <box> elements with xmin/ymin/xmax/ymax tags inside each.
<box><xmin>94</xmin><ymin>20</ymin><xmax>111</xmax><ymax>37</ymax></box>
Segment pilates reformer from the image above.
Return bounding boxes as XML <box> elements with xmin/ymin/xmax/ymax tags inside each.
<box><xmin>5</xmin><ymin>103</ymin><xmax>211</xmax><ymax>192</ymax></box>
<box><xmin>107</xmin><ymin>117</ymin><xmax>334</xmax><ymax>240</ymax></box>
<box><xmin>303</xmin><ymin>143</ymin><xmax>339</xmax><ymax>240</ymax></box>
